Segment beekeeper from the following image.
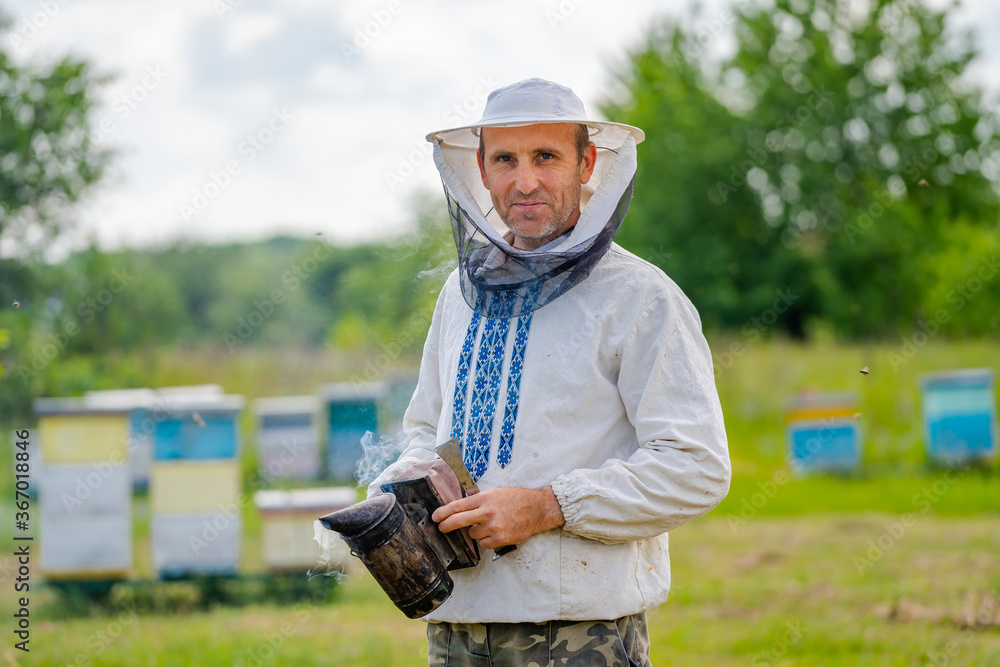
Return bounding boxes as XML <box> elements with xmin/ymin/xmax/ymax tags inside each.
<box><xmin>369</xmin><ymin>78</ymin><xmax>731</xmax><ymax>666</ymax></box>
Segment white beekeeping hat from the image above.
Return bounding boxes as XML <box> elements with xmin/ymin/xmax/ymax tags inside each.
<box><xmin>426</xmin><ymin>78</ymin><xmax>644</xmax><ymax>318</ymax></box>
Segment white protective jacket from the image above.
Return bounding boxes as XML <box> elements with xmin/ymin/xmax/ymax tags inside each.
<box><xmin>368</xmin><ymin>243</ymin><xmax>731</xmax><ymax>623</ymax></box>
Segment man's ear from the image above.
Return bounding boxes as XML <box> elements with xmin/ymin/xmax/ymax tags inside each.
<box><xmin>580</xmin><ymin>141</ymin><xmax>597</xmax><ymax>184</ymax></box>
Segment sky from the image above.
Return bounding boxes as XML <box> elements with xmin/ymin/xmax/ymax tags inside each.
<box><xmin>3</xmin><ymin>0</ymin><xmax>998</xmax><ymax>255</ymax></box>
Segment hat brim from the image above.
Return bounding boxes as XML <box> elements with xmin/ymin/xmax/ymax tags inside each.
<box><xmin>426</xmin><ymin>117</ymin><xmax>644</xmax><ymax>146</ymax></box>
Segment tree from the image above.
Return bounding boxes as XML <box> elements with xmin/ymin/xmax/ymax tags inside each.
<box><xmin>0</xmin><ymin>12</ymin><xmax>109</xmax><ymax>254</ymax></box>
<box><xmin>604</xmin><ymin>0</ymin><xmax>1000</xmax><ymax>338</ymax></box>
<box><xmin>0</xmin><ymin>11</ymin><xmax>110</xmax><ymax>418</ymax></box>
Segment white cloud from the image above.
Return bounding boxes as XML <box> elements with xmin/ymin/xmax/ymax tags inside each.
<box><xmin>222</xmin><ymin>13</ymin><xmax>282</xmax><ymax>55</ymax></box>
<box><xmin>3</xmin><ymin>0</ymin><xmax>997</xmax><ymax>253</ymax></box>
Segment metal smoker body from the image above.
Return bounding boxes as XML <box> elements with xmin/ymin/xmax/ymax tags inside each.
<box><xmin>318</xmin><ymin>460</ymin><xmax>478</xmax><ymax>619</ymax></box>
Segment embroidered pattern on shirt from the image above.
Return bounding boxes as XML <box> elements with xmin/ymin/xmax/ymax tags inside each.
<box><xmin>451</xmin><ymin>287</ymin><xmax>538</xmax><ymax>480</ymax></box>
<box><xmin>449</xmin><ymin>311</ymin><xmax>481</xmax><ymax>443</ymax></box>
<box><xmin>463</xmin><ymin>291</ymin><xmax>514</xmax><ymax>480</ymax></box>
<box><xmin>496</xmin><ymin>285</ymin><xmax>541</xmax><ymax>468</ymax></box>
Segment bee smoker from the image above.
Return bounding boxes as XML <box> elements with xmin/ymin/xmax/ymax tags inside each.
<box><xmin>318</xmin><ymin>460</ymin><xmax>478</xmax><ymax>619</ymax></box>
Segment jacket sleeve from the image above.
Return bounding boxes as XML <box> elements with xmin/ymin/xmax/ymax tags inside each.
<box><xmin>366</xmin><ymin>283</ymin><xmax>450</xmax><ymax>497</ymax></box>
<box><xmin>549</xmin><ymin>284</ymin><xmax>731</xmax><ymax>543</ymax></box>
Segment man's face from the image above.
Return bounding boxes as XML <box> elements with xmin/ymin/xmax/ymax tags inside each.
<box><xmin>478</xmin><ymin>123</ymin><xmax>596</xmax><ymax>251</ymax></box>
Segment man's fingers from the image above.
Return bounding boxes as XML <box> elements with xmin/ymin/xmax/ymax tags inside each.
<box><xmin>432</xmin><ymin>496</ymin><xmax>482</xmax><ymax>532</ymax></box>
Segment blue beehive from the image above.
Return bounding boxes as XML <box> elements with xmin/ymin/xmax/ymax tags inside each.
<box><xmin>319</xmin><ymin>382</ymin><xmax>386</xmax><ymax>482</ymax></box>
<box><xmin>149</xmin><ymin>386</ymin><xmax>245</xmax><ymax>578</ymax></box>
<box><xmin>921</xmin><ymin>369</ymin><xmax>997</xmax><ymax>465</ymax></box>
<box><xmin>785</xmin><ymin>393</ymin><xmax>861</xmax><ymax>475</ymax></box>
<box><xmin>385</xmin><ymin>372</ymin><xmax>418</xmax><ymax>433</ymax></box>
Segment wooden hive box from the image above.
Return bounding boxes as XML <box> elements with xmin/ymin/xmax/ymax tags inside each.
<box><xmin>253</xmin><ymin>395</ymin><xmax>321</xmax><ymax>481</ymax></box>
<box><xmin>785</xmin><ymin>393</ymin><xmax>861</xmax><ymax>475</ymax></box>
<box><xmin>34</xmin><ymin>399</ymin><xmax>133</xmax><ymax>580</ymax></box>
<box><xmin>254</xmin><ymin>487</ymin><xmax>356</xmax><ymax>572</ymax></box>
<box><xmin>83</xmin><ymin>388</ymin><xmax>159</xmax><ymax>490</ymax></box>
<box><xmin>921</xmin><ymin>369</ymin><xmax>997</xmax><ymax>465</ymax></box>
<box><xmin>319</xmin><ymin>382</ymin><xmax>387</xmax><ymax>482</ymax></box>
<box><xmin>149</xmin><ymin>388</ymin><xmax>245</xmax><ymax>578</ymax></box>
<box><xmin>152</xmin><ymin>513</ymin><xmax>241</xmax><ymax>578</ymax></box>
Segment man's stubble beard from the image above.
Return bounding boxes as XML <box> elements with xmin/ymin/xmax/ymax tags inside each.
<box><xmin>498</xmin><ymin>181</ymin><xmax>583</xmax><ymax>249</ymax></box>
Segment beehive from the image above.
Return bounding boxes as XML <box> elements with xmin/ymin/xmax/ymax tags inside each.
<box><xmin>35</xmin><ymin>398</ymin><xmax>133</xmax><ymax>580</ymax></box>
<box><xmin>921</xmin><ymin>369</ymin><xmax>997</xmax><ymax>465</ymax></box>
<box><xmin>149</xmin><ymin>387</ymin><xmax>245</xmax><ymax>578</ymax></box>
<box><xmin>253</xmin><ymin>396</ymin><xmax>321</xmax><ymax>481</ymax></box>
<box><xmin>319</xmin><ymin>382</ymin><xmax>387</xmax><ymax>482</ymax></box>
<box><xmin>254</xmin><ymin>487</ymin><xmax>356</xmax><ymax>572</ymax></box>
<box><xmin>83</xmin><ymin>388</ymin><xmax>158</xmax><ymax>489</ymax></box>
<box><xmin>785</xmin><ymin>393</ymin><xmax>861</xmax><ymax>475</ymax></box>
<box><xmin>385</xmin><ymin>372</ymin><xmax>419</xmax><ymax>434</ymax></box>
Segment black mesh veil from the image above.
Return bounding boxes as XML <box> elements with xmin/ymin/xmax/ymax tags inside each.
<box><xmin>445</xmin><ymin>176</ymin><xmax>636</xmax><ymax>319</ymax></box>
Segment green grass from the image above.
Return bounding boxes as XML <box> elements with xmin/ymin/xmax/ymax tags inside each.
<box><xmin>9</xmin><ymin>514</ymin><xmax>999</xmax><ymax>666</ymax></box>
<box><xmin>3</xmin><ymin>340</ymin><xmax>999</xmax><ymax>664</ymax></box>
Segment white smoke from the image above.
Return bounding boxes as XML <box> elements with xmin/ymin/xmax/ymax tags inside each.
<box><xmin>308</xmin><ymin>519</ymin><xmax>350</xmax><ymax>581</ymax></box>
<box><xmin>416</xmin><ymin>257</ymin><xmax>458</xmax><ymax>289</ymax></box>
<box><xmin>354</xmin><ymin>430</ymin><xmax>408</xmax><ymax>487</ymax></box>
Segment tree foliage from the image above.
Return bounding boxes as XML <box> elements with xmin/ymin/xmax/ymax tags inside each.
<box><xmin>604</xmin><ymin>0</ymin><xmax>1000</xmax><ymax>338</ymax></box>
<box><xmin>0</xmin><ymin>13</ymin><xmax>109</xmax><ymax>253</ymax></box>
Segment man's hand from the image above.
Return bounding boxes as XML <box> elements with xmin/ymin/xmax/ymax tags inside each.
<box><xmin>431</xmin><ymin>486</ymin><xmax>565</xmax><ymax>550</ymax></box>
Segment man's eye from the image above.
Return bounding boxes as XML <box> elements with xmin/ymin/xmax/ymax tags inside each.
<box><xmin>540</xmin><ymin>153</ymin><xmax>554</xmax><ymax>160</ymax></box>
<box><xmin>497</xmin><ymin>156</ymin><xmax>512</xmax><ymax>162</ymax></box>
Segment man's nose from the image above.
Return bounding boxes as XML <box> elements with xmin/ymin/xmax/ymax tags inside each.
<box><xmin>514</xmin><ymin>162</ymin><xmax>539</xmax><ymax>194</ymax></box>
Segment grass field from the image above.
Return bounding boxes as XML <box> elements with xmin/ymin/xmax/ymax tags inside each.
<box><xmin>2</xmin><ymin>340</ymin><xmax>999</xmax><ymax>665</ymax></box>
<box><xmin>5</xmin><ymin>514</ymin><xmax>998</xmax><ymax>666</ymax></box>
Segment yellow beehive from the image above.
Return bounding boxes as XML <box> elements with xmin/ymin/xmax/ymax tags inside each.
<box><xmin>151</xmin><ymin>460</ymin><xmax>240</xmax><ymax>514</ymax></box>
<box><xmin>255</xmin><ymin>488</ymin><xmax>356</xmax><ymax>572</ymax></box>
<box><xmin>38</xmin><ymin>413</ymin><xmax>129</xmax><ymax>464</ymax></box>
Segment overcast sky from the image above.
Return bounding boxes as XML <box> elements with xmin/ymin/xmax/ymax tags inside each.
<box><xmin>3</xmin><ymin>0</ymin><xmax>998</xmax><ymax>255</ymax></box>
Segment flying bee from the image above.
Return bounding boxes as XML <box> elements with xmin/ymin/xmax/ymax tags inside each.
<box><xmin>859</xmin><ymin>367</ymin><xmax>869</xmax><ymax>375</ymax></box>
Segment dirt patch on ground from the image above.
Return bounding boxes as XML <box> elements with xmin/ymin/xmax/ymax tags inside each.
<box><xmin>871</xmin><ymin>590</ymin><xmax>1000</xmax><ymax>629</ymax></box>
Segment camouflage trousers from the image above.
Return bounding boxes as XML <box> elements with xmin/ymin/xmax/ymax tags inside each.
<box><xmin>426</xmin><ymin>612</ymin><xmax>650</xmax><ymax>667</ymax></box>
